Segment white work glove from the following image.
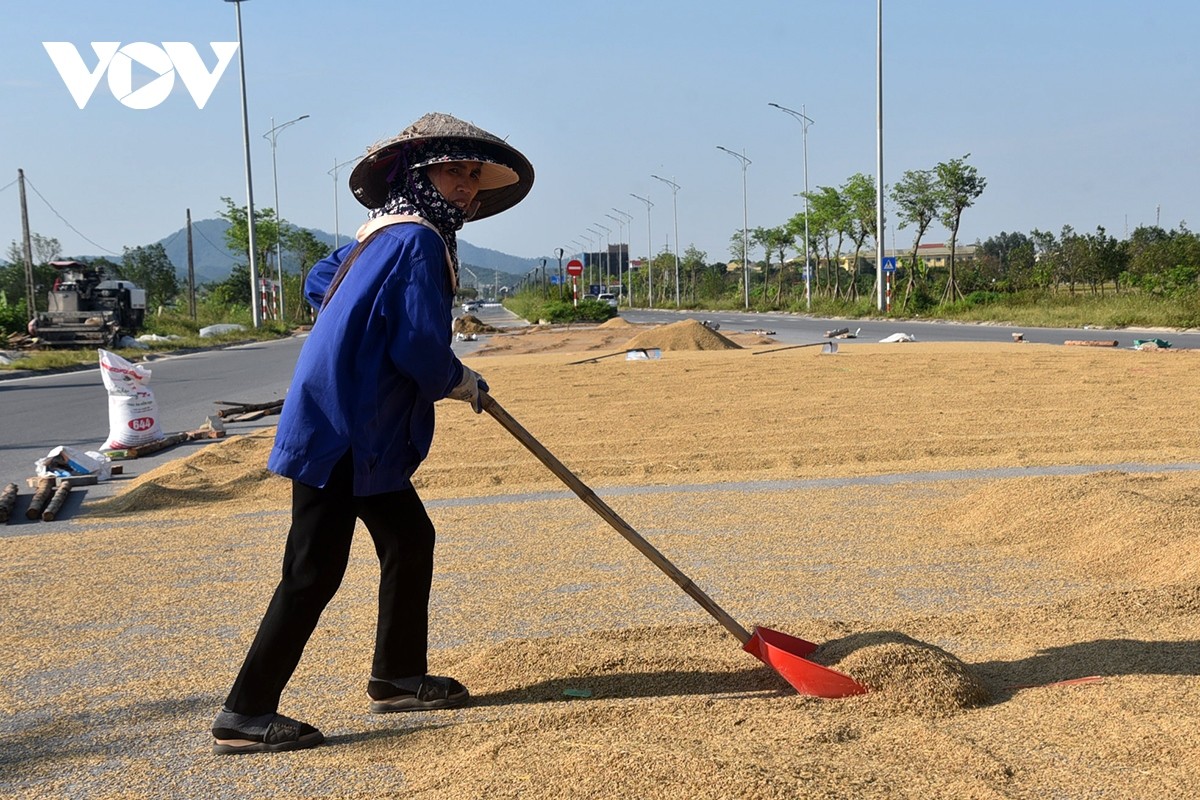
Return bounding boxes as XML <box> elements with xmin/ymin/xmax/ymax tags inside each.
<box><xmin>447</xmin><ymin>365</ymin><xmax>489</xmax><ymax>413</ymax></box>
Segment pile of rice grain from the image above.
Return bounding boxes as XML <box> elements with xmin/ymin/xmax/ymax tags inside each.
<box><xmin>598</xmin><ymin>316</ymin><xmax>636</xmax><ymax>328</ymax></box>
<box><xmin>624</xmin><ymin>319</ymin><xmax>741</xmax><ymax>351</ymax></box>
<box><xmin>811</xmin><ymin>631</ymin><xmax>991</xmax><ymax>716</ymax></box>
<box><xmin>89</xmin><ymin>430</ymin><xmax>286</xmax><ymax>515</ymax></box>
<box><xmin>454</xmin><ymin>314</ymin><xmax>498</xmax><ymax>334</ymax></box>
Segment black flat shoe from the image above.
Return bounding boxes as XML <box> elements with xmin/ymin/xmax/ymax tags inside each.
<box><xmin>211</xmin><ymin>711</ymin><xmax>324</xmax><ymax>754</ymax></box>
<box><xmin>367</xmin><ymin>675</ymin><xmax>470</xmax><ymax>713</ymax></box>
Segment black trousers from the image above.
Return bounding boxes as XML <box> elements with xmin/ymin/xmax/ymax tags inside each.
<box><xmin>224</xmin><ymin>453</ymin><xmax>436</xmax><ymax>715</ymax></box>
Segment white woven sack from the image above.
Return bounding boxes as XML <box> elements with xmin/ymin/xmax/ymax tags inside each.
<box><xmin>98</xmin><ymin>349</ymin><xmax>164</xmax><ymax>448</ymax></box>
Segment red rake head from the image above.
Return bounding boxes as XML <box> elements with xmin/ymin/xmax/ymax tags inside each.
<box><xmin>744</xmin><ymin>626</ymin><xmax>868</xmax><ymax>699</ymax></box>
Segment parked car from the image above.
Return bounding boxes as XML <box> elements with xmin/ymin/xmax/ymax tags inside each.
<box><xmin>597</xmin><ymin>293</ymin><xmax>618</xmax><ymax>308</ymax></box>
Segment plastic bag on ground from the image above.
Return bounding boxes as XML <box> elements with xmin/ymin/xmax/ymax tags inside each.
<box><xmin>35</xmin><ymin>446</ymin><xmax>112</xmax><ymax>481</ymax></box>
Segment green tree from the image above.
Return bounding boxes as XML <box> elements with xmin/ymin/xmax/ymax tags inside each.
<box><xmin>1125</xmin><ymin>225</ymin><xmax>1200</xmax><ymax>296</ymax></box>
<box><xmin>209</xmin><ymin>263</ymin><xmax>253</xmax><ymax>307</ymax></box>
<box><xmin>842</xmin><ymin>173</ymin><xmax>877</xmax><ymax>302</ymax></box>
<box><xmin>119</xmin><ymin>243</ymin><xmax>180</xmax><ymax>309</ymax></box>
<box><xmin>5</xmin><ymin>233</ymin><xmax>62</xmax><ymax>266</ymax></box>
<box><xmin>890</xmin><ymin>168</ymin><xmax>941</xmax><ymax>310</ymax></box>
<box><xmin>217</xmin><ymin>196</ymin><xmax>282</xmax><ymax>280</ymax></box>
<box><xmin>286</xmin><ymin>228</ymin><xmax>332</xmax><ymax>315</ymax></box>
<box><xmin>680</xmin><ymin>244</ymin><xmax>707</xmax><ymax>304</ymax></box>
<box><xmin>976</xmin><ymin>231</ymin><xmax>1035</xmax><ymax>292</ymax></box>
<box><xmin>802</xmin><ymin>186</ymin><xmax>851</xmax><ymax>299</ymax></box>
<box><xmin>3</xmin><ymin>233</ymin><xmax>63</xmax><ymax>316</ymax></box>
<box><xmin>752</xmin><ymin>226</ymin><xmax>792</xmax><ymax>305</ymax></box>
<box><xmin>935</xmin><ymin>155</ymin><xmax>987</xmax><ymax>303</ymax></box>
<box><xmin>728</xmin><ymin>230</ymin><xmax>753</xmax><ymax>304</ymax></box>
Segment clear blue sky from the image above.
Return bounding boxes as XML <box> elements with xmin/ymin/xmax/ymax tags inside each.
<box><xmin>2</xmin><ymin>1</ymin><xmax>1197</xmax><ymax>270</ymax></box>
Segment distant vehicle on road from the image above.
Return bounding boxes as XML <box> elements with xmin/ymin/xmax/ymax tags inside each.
<box><xmin>461</xmin><ymin>300</ymin><xmax>482</xmax><ymax>313</ymax></box>
<box><xmin>597</xmin><ymin>293</ymin><xmax>618</xmax><ymax>308</ymax></box>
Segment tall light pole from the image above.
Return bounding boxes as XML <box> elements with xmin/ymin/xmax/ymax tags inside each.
<box><xmin>769</xmin><ymin>102</ymin><xmax>814</xmax><ymax>311</ymax></box>
<box><xmin>263</xmin><ymin>113</ymin><xmax>308</xmax><ymax>322</ymax></box>
<box><xmin>610</xmin><ymin>208</ymin><xmax>633</xmax><ymax>305</ymax></box>
<box><xmin>327</xmin><ymin>156</ymin><xmax>358</xmax><ymax>248</ymax></box>
<box><xmin>593</xmin><ymin>223</ymin><xmax>611</xmax><ymax>288</ymax></box>
<box><xmin>876</xmin><ymin>0</ymin><xmax>886</xmax><ymax>312</ymax></box>
<box><xmin>579</xmin><ymin>232</ymin><xmax>595</xmax><ymax>284</ymax></box>
<box><xmin>650</xmin><ymin>174</ymin><xmax>681</xmax><ymax>307</ymax></box>
<box><xmin>717</xmin><ymin>146</ymin><xmax>751</xmax><ymax>309</ymax></box>
<box><xmin>225</xmin><ymin>0</ymin><xmax>261</xmax><ymax>327</ymax></box>
<box><xmin>604</xmin><ymin>213</ymin><xmax>626</xmax><ymax>303</ymax></box>
<box><xmin>630</xmin><ymin>193</ymin><xmax>653</xmax><ymax>308</ymax></box>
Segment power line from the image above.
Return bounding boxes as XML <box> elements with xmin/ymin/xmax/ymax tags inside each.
<box><xmin>22</xmin><ymin>174</ymin><xmax>120</xmax><ymax>256</ymax></box>
<box><xmin>157</xmin><ymin>227</ymin><xmax>184</xmax><ymax>252</ymax></box>
<box><xmin>192</xmin><ymin>223</ymin><xmax>238</xmax><ymax>262</ymax></box>
<box><xmin>0</xmin><ymin>177</ymin><xmax>18</xmax><ymax>194</ymax></box>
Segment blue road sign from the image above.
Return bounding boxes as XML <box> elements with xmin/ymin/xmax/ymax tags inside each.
<box><xmin>882</xmin><ymin>257</ymin><xmax>898</xmax><ymax>273</ymax></box>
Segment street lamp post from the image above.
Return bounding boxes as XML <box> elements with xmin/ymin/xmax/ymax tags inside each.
<box><xmin>630</xmin><ymin>193</ymin><xmax>653</xmax><ymax>308</ymax></box>
<box><xmin>604</xmin><ymin>213</ymin><xmax>625</xmax><ymax>303</ymax></box>
<box><xmin>327</xmin><ymin>156</ymin><xmax>358</xmax><ymax>248</ymax></box>
<box><xmin>717</xmin><ymin>146</ymin><xmax>751</xmax><ymax>309</ymax></box>
<box><xmin>555</xmin><ymin>247</ymin><xmax>564</xmax><ymax>300</ymax></box>
<box><xmin>876</xmin><ymin>0</ymin><xmax>886</xmax><ymax>312</ymax></box>
<box><xmin>224</xmin><ymin>0</ymin><xmax>261</xmax><ymax>327</ymax></box>
<box><xmin>263</xmin><ymin>113</ymin><xmax>309</xmax><ymax>322</ymax></box>
<box><xmin>610</xmin><ymin>208</ymin><xmax>633</xmax><ymax>306</ymax></box>
<box><xmin>650</xmin><ymin>174</ymin><xmax>681</xmax><ymax>307</ymax></box>
<box><xmin>593</xmin><ymin>223</ymin><xmax>611</xmax><ymax>288</ymax></box>
<box><xmin>769</xmin><ymin>102</ymin><xmax>814</xmax><ymax>311</ymax></box>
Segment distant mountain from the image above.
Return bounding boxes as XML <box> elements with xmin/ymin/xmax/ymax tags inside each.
<box><xmin>148</xmin><ymin>218</ymin><xmax>537</xmax><ymax>290</ymax></box>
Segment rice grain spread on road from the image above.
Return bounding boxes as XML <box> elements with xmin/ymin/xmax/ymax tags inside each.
<box><xmin>2</xmin><ymin>326</ymin><xmax>1198</xmax><ymax>799</ymax></box>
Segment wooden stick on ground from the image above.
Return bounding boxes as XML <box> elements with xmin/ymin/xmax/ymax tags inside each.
<box><xmin>215</xmin><ymin>400</ymin><xmax>284</xmax><ymax>419</ymax></box>
<box><xmin>0</xmin><ymin>482</ymin><xmax>18</xmax><ymax>523</ymax></box>
<box><xmin>41</xmin><ymin>481</ymin><xmax>71</xmax><ymax>522</ymax></box>
<box><xmin>26</xmin><ymin>478</ymin><xmax>55</xmax><ymax>520</ymax></box>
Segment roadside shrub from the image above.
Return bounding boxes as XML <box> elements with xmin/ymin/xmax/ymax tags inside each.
<box><xmin>0</xmin><ymin>291</ymin><xmax>27</xmax><ymax>336</ymax></box>
<box><xmin>533</xmin><ymin>299</ymin><xmax>616</xmax><ymax>324</ymax></box>
<box><xmin>964</xmin><ymin>291</ymin><xmax>1002</xmax><ymax>307</ymax></box>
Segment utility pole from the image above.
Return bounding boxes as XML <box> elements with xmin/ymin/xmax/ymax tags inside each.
<box><xmin>226</xmin><ymin>0</ymin><xmax>261</xmax><ymax>327</ymax></box>
<box><xmin>17</xmin><ymin>169</ymin><xmax>36</xmax><ymax>321</ymax></box>
<box><xmin>186</xmin><ymin>209</ymin><xmax>196</xmax><ymax>320</ymax></box>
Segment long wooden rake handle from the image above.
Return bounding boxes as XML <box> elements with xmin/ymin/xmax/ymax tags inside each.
<box><xmin>481</xmin><ymin>392</ymin><xmax>752</xmax><ymax>645</ymax></box>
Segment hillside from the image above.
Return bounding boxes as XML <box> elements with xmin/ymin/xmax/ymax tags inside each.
<box><xmin>145</xmin><ymin>218</ymin><xmax>538</xmax><ymax>289</ymax></box>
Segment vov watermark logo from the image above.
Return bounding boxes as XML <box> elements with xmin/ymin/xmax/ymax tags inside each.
<box><xmin>43</xmin><ymin>42</ymin><xmax>239</xmax><ymax>110</ymax></box>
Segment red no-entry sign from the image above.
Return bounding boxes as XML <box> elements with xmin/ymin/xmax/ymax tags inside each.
<box><xmin>566</xmin><ymin>259</ymin><xmax>583</xmax><ymax>276</ymax></box>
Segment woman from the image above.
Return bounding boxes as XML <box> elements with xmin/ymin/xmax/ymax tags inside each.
<box><xmin>211</xmin><ymin>113</ymin><xmax>534</xmax><ymax>754</ymax></box>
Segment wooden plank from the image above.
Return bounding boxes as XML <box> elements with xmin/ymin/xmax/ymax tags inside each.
<box><xmin>27</xmin><ymin>474</ymin><xmax>98</xmax><ymax>488</ymax></box>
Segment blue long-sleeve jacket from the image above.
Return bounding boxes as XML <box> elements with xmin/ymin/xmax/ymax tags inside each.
<box><xmin>267</xmin><ymin>221</ymin><xmax>464</xmax><ymax>495</ymax></box>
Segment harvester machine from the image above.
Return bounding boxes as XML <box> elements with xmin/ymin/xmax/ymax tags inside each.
<box><xmin>29</xmin><ymin>260</ymin><xmax>146</xmax><ymax>348</ymax></box>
